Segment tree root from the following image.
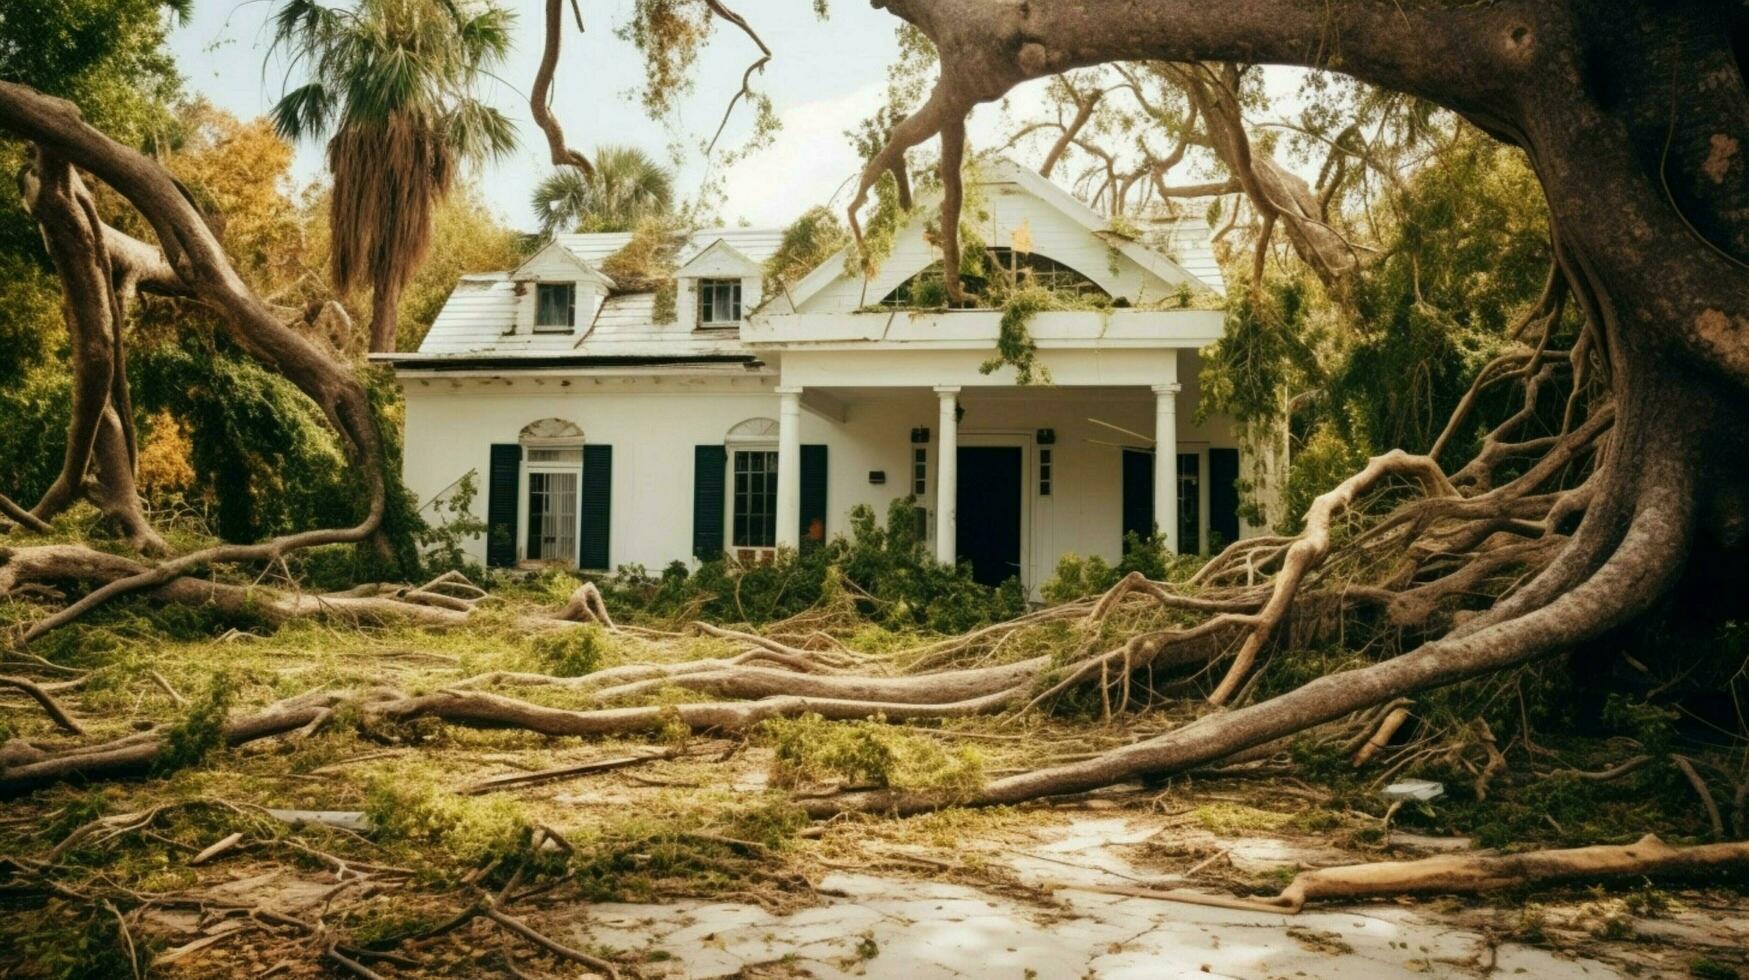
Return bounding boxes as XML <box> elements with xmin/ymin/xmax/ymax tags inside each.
<box><xmin>0</xmin><ymin>674</ymin><xmax>86</xmax><ymax>735</ymax></box>
<box><xmin>1062</xmin><ymin>834</ymin><xmax>1749</xmax><ymax>914</ymax></box>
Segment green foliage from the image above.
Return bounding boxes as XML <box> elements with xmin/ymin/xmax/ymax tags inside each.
<box><xmin>0</xmin><ymin>256</ymin><xmax>62</xmax><ymax>388</ymax></box>
<box><xmin>156</xmin><ymin>671</ymin><xmax>238</xmax><ymax>773</ymax></box>
<box><xmin>843</xmin><ymin>170</ymin><xmax>913</xmax><ymax>282</ymax></box>
<box><xmin>531</xmin><ymin>145</ymin><xmax>676</xmax><ymax>236</ymax></box>
<box><xmin>130</xmin><ymin>335</ymin><xmax>349</xmax><ymax>541</ymax></box>
<box><xmin>1039</xmin><ymin>532</ymin><xmax>1179</xmax><ymax>603</ymax></box>
<box><xmin>765</xmin><ymin>205</ymin><xmax>849</xmax><ymax>296</ymax></box>
<box><xmin>601</xmin><ymin>498</ymin><xmax>1026</xmax><ymax>631</ymax></box>
<box><xmin>980</xmin><ymin>285</ymin><xmax>1056</xmax><ymax>385</ymax></box>
<box><xmin>1200</xmin><ymin>131</ymin><xmax>1562</xmax><ymax>529</ymax></box>
<box><xmin>415</xmin><ymin>469</ymin><xmax>488</xmax><ymax>576</ymax></box>
<box><xmin>598</xmin><ymin>215</ymin><xmax>685</xmax><ymax>292</ymax></box>
<box><xmin>267</xmin><ymin>0</ymin><xmax>516</xmax><ymax>152</ymax></box>
<box><xmin>1279</xmin><ymin>421</ymin><xmax>1370</xmax><ymax>533</ymax></box>
<box><xmin>760</xmin><ymin>713</ymin><xmax>984</xmax><ymax>797</ymax></box>
<box><xmin>1199</xmin><ymin>274</ymin><xmax>1320</xmax><ymax>432</ymax></box>
<box><xmin>529</xmin><ymin>625</ymin><xmax>610</xmax><ymax>678</ymax></box>
<box><xmin>365</xmin><ymin>769</ymin><xmax>532</xmax><ymax>876</ymax></box>
<box><xmin>0</xmin><ymin>365</ymin><xmax>74</xmax><ymax>508</ymax></box>
<box><xmin>128</xmin><ymin>338</ymin><xmax>423</xmax><ymax>582</ymax></box>
<box><xmin>568</xmin><ymin>795</ymin><xmax>804</xmax><ymax>901</ymax></box>
<box><xmin>7</xmin><ymin>900</ymin><xmax>150</xmax><ymax>980</ymax></box>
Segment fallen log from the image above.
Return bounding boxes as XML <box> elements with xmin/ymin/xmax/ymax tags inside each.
<box><xmin>1058</xmin><ymin>834</ymin><xmax>1749</xmax><ymax>914</ymax></box>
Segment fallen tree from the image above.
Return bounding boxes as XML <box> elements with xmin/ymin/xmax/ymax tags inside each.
<box><xmin>2</xmin><ymin>2</ymin><xmax>1747</xmax><ymax>829</ymax></box>
<box><xmin>0</xmin><ymin>79</ymin><xmax>396</xmax><ymax>628</ymax></box>
<box><xmin>815</xmin><ymin>0</ymin><xmax>1749</xmax><ymax>811</ymax></box>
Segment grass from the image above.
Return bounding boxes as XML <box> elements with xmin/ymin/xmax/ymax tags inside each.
<box><xmin>2</xmin><ymin>583</ymin><xmax>1746</xmax><ymax>977</ymax></box>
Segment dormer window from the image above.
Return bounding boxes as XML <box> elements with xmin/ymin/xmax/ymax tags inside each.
<box><xmin>535</xmin><ymin>282</ymin><xmax>576</xmax><ymax>332</ymax></box>
<box><xmin>698</xmin><ymin>278</ymin><xmax>742</xmax><ymax>326</ymax></box>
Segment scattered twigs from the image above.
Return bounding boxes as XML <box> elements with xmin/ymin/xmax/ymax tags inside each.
<box><xmin>459</xmin><ymin>746</ymin><xmax>686</xmax><ymax>795</ymax></box>
<box><xmin>188</xmin><ymin>831</ymin><xmax>245</xmax><ymax>866</ymax></box>
<box><xmin>325</xmin><ymin>944</ymin><xmax>387</xmax><ymax>980</ymax></box>
<box><xmin>1352</xmin><ymin>705</ymin><xmax>1411</xmax><ymax>767</ymax></box>
<box><xmin>140</xmin><ymin>671</ymin><xmax>186</xmax><ymax>708</ymax></box>
<box><xmin>479</xmin><ymin>897</ymin><xmax>620</xmax><ymax>979</ymax></box>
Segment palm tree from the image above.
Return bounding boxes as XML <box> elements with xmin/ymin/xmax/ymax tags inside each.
<box><xmin>531</xmin><ymin>145</ymin><xmax>675</xmax><ymax>237</ymax></box>
<box><xmin>269</xmin><ymin>0</ymin><xmax>516</xmax><ymax>353</ymax></box>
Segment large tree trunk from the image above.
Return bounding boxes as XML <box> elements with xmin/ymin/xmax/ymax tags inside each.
<box><xmin>0</xmin><ymin>80</ymin><xmax>396</xmax><ymax>624</ymax></box>
<box><xmin>18</xmin><ymin>146</ymin><xmax>168</xmax><ymax>554</ymax></box>
<box><xmin>370</xmin><ymin>274</ymin><xmax>401</xmax><ymax>354</ymax></box>
<box><xmin>831</xmin><ymin>0</ymin><xmax>1749</xmax><ymax>808</ymax></box>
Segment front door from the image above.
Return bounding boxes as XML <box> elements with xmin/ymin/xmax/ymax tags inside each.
<box><xmin>956</xmin><ymin>446</ymin><xmax>1022</xmax><ymax>587</ymax></box>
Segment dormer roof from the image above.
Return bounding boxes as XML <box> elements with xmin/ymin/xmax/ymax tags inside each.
<box><xmin>677</xmin><ymin>238</ymin><xmax>762</xmax><ymax>278</ymax></box>
<box><xmin>511</xmin><ymin>238</ymin><xmax>617</xmax><ymax>290</ymax></box>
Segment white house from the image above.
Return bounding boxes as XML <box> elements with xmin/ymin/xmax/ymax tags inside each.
<box><xmin>381</xmin><ymin>160</ymin><xmax>1266</xmax><ymax>592</ymax></box>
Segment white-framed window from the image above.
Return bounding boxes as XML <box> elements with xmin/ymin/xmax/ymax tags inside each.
<box><xmin>518</xmin><ymin>419</ymin><xmax>585</xmax><ymax>565</ymax></box>
<box><xmin>535</xmin><ymin>282</ymin><xmax>576</xmax><ymax>331</ymax></box>
<box><xmin>698</xmin><ymin>278</ymin><xmax>742</xmax><ymax>326</ymax></box>
<box><xmin>1038</xmin><ymin>447</ymin><xmax>1053</xmax><ymax>496</ymax></box>
<box><xmin>912</xmin><ymin>446</ymin><xmax>928</xmax><ymax>496</ymax></box>
<box><xmin>732</xmin><ymin>449</ymin><xmax>778</xmax><ymax>548</ymax></box>
<box><xmin>525</xmin><ymin>445</ymin><xmax>581</xmax><ymax>563</ymax></box>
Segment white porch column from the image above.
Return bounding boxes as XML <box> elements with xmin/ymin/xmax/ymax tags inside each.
<box><xmin>934</xmin><ymin>386</ymin><xmax>960</xmax><ymax>565</ymax></box>
<box><xmin>1153</xmin><ymin>383</ymin><xmax>1181</xmax><ymax>553</ymax></box>
<box><xmin>776</xmin><ymin>386</ymin><xmax>802</xmax><ymax>550</ymax></box>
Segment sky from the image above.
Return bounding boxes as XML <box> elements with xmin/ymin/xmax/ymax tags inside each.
<box><xmin>167</xmin><ymin>0</ymin><xmax>1060</xmax><ymax>232</ymax></box>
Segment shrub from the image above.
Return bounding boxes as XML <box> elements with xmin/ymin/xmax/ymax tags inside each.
<box><xmin>599</xmin><ymin>497</ymin><xmax>1027</xmax><ymax>630</ymax></box>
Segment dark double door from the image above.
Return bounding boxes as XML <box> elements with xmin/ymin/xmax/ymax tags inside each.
<box><xmin>956</xmin><ymin>446</ymin><xmax>1023</xmax><ymax>587</ymax></box>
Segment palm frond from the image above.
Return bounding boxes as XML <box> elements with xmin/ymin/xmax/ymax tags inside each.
<box><xmin>445</xmin><ymin>100</ymin><xmax>517</xmax><ymax>162</ymax></box>
<box><xmin>270</xmin><ymin>82</ymin><xmax>335</xmax><ymax>141</ymax></box>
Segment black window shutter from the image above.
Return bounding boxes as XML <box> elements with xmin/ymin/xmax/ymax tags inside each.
<box><xmin>579</xmin><ymin>445</ymin><xmax>612</xmax><ymax>569</ymax></box>
<box><xmin>1209</xmin><ymin>447</ymin><xmax>1241</xmax><ymax>550</ymax></box>
<box><xmin>1120</xmin><ymin>448</ymin><xmax>1153</xmax><ymax>552</ymax></box>
<box><xmin>486</xmin><ymin>443</ymin><xmax>522</xmax><ymax>568</ymax></box>
<box><xmin>799</xmin><ymin>444</ymin><xmax>828</xmax><ymax>547</ymax></box>
<box><xmin>692</xmin><ymin>445</ymin><xmax>727</xmax><ymax>560</ymax></box>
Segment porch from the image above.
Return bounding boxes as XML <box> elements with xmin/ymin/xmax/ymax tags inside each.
<box><xmin>746</xmin><ymin>304</ymin><xmax>1240</xmax><ymax>589</ymax></box>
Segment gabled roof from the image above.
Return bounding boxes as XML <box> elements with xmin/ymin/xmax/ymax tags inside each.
<box><xmin>781</xmin><ymin>156</ymin><xmax>1224</xmax><ymax>309</ymax></box>
<box><xmin>677</xmin><ymin>237</ymin><xmax>762</xmax><ymax>277</ymax></box>
<box><xmin>511</xmin><ymin>238</ymin><xmax>616</xmax><ymax>289</ymax></box>
<box><xmin>998</xmin><ymin>161</ymin><xmax>1225</xmax><ymax>297</ymax></box>
<box><xmin>553</xmin><ymin>226</ymin><xmax>785</xmax><ymax>269</ymax></box>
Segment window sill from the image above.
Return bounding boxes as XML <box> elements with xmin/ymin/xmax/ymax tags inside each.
<box><xmin>729</xmin><ymin>547</ymin><xmax>777</xmax><ymax>565</ymax></box>
<box><xmin>531</xmin><ymin>327</ymin><xmax>575</xmax><ymax>335</ymax></box>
